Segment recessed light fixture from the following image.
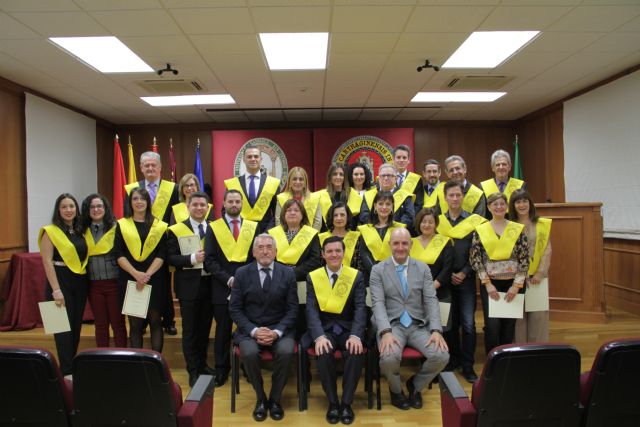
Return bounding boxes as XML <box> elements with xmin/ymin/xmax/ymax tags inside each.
<box><xmin>442</xmin><ymin>31</ymin><xmax>539</xmax><ymax>69</ymax></box>
<box><xmin>49</xmin><ymin>36</ymin><xmax>153</xmax><ymax>73</ymax></box>
<box><xmin>411</xmin><ymin>92</ymin><xmax>506</xmax><ymax>103</ymax></box>
<box><xmin>259</xmin><ymin>33</ymin><xmax>329</xmax><ymax>70</ymax></box>
<box><xmin>141</xmin><ymin>94</ymin><xmax>236</xmax><ymax>107</ymax></box>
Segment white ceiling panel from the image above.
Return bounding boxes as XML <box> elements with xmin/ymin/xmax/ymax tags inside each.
<box><xmin>405</xmin><ymin>6</ymin><xmax>494</xmax><ymax>33</ymax></box>
<box><xmin>90</xmin><ymin>9</ymin><xmax>182</xmax><ymax>36</ymax></box>
<box><xmin>394</xmin><ymin>33</ymin><xmax>468</xmax><ymax>56</ymax></box>
<box><xmin>0</xmin><ymin>1</ymin><xmax>80</xmax><ymax>12</ymax></box>
<box><xmin>189</xmin><ymin>34</ymin><xmax>261</xmax><ymax>55</ymax></box>
<box><xmin>548</xmin><ymin>5</ymin><xmax>640</xmax><ymax>32</ymax></box>
<box><xmin>582</xmin><ymin>32</ymin><xmax>640</xmax><ymax>53</ymax></box>
<box><xmin>162</xmin><ymin>0</ymin><xmax>246</xmax><ymax>7</ymax></box>
<box><xmin>329</xmin><ymin>33</ymin><xmax>398</xmax><ymax>55</ymax></box>
<box><xmin>332</xmin><ymin>6</ymin><xmax>414</xmax><ymax>33</ymax></box>
<box><xmin>0</xmin><ymin>11</ymin><xmax>40</xmax><ymax>38</ymax></box>
<box><xmin>324</xmin><ymin>53</ymin><xmax>388</xmax><ymax>107</ymax></box>
<box><xmin>526</xmin><ymin>31</ymin><xmax>605</xmax><ymax>53</ymax></box>
<box><xmin>271</xmin><ymin>70</ymin><xmax>325</xmax><ymax>107</ymax></box>
<box><xmin>76</xmin><ymin>0</ymin><xmax>164</xmax><ymax>11</ymax></box>
<box><xmin>618</xmin><ymin>14</ymin><xmax>640</xmax><ymax>32</ymax></box>
<box><xmin>479</xmin><ymin>6</ymin><xmax>573</xmax><ymax>31</ymax></box>
<box><xmin>10</xmin><ymin>11</ymin><xmax>108</xmax><ymax>37</ymax></box>
<box><xmin>121</xmin><ymin>35</ymin><xmax>199</xmax><ymax>57</ymax></box>
<box><xmin>251</xmin><ymin>6</ymin><xmax>331</xmax><ymax>32</ymax></box>
<box><xmin>249</xmin><ymin>0</ymin><xmax>331</xmax><ymax>5</ymax></box>
<box><xmin>170</xmin><ymin>8</ymin><xmax>255</xmax><ymax>34</ymax></box>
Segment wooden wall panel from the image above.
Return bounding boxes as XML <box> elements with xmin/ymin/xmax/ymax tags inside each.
<box><xmin>604</xmin><ymin>238</ymin><xmax>640</xmax><ymax>316</ymax></box>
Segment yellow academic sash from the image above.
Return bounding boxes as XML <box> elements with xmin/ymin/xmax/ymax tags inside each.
<box><xmin>316</xmin><ymin>189</ymin><xmax>362</xmax><ymax>223</ymax></box>
<box><xmin>318</xmin><ymin>230</ymin><xmax>361</xmax><ymax>267</ymax></box>
<box><xmin>462</xmin><ymin>184</ymin><xmax>484</xmax><ymax>213</ymax></box>
<box><xmin>277</xmin><ymin>192</ymin><xmax>320</xmax><ymax>225</ymax></box>
<box><xmin>39</xmin><ymin>225</ymin><xmax>92</xmax><ymax>274</ymax></box>
<box><xmin>225</xmin><ymin>176</ymin><xmax>280</xmax><ymax>221</ymax></box>
<box><xmin>269</xmin><ymin>225</ymin><xmax>318</xmax><ymax>265</ymax></box>
<box><xmin>172</xmin><ymin>202</ymin><xmax>213</xmax><ymax>224</ymax></box>
<box><xmin>480</xmin><ymin>178</ymin><xmax>525</xmax><ymax>202</ymax></box>
<box><xmin>475</xmin><ymin>221</ymin><xmax>525</xmax><ymax>261</ymax></box>
<box><xmin>347</xmin><ymin>190</ymin><xmax>362</xmax><ymax>217</ymax></box>
<box><xmin>529</xmin><ymin>218</ymin><xmax>552</xmax><ymax>275</ymax></box>
<box><xmin>309</xmin><ymin>266</ymin><xmax>358</xmax><ymax>314</ymax></box>
<box><xmin>211</xmin><ymin>218</ymin><xmax>257</xmax><ymax>263</ymax></box>
<box><xmin>117</xmin><ymin>218</ymin><xmax>168</xmax><ymax>262</ymax></box>
<box><xmin>410</xmin><ymin>235</ymin><xmax>451</xmax><ymax>265</ymax></box>
<box><xmin>357</xmin><ymin>222</ymin><xmax>405</xmax><ymax>261</ymax></box>
<box><xmin>168</xmin><ymin>222</ymin><xmax>205</xmax><ymax>249</ymax></box>
<box><xmin>399</xmin><ymin>171</ymin><xmax>421</xmax><ymax>195</ymax></box>
<box><xmin>125</xmin><ymin>180</ymin><xmax>175</xmax><ymax>221</ymax></box>
<box><xmin>437</xmin><ymin>214</ymin><xmax>487</xmax><ymax>239</ymax></box>
<box><xmin>423</xmin><ymin>182</ymin><xmax>447</xmax><ymax>211</ymax></box>
<box><xmin>363</xmin><ymin>188</ymin><xmax>412</xmax><ymax>214</ymax></box>
<box><xmin>85</xmin><ymin>227</ymin><xmax>116</xmax><ymax>256</ymax></box>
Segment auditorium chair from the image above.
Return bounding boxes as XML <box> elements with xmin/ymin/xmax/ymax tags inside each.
<box><xmin>439</xmin><ymin>343</ymin><xmax>582</xmax><ymax>427</ymax></box>
<box><xmin>0</xmin><ymin>345</ymin><xmax>72</xmax><ymax>427</ymax></box>
<box><xmin>580</xmin><ymin>338</ymin><xmax>640</xmax><ymax>427</ymax></box>
<box><xmin>70</xmin><ymin>348</ymin><xmax>214</xmax><ymax>427</ymax></box>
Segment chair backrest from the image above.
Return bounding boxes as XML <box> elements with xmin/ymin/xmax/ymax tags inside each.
<box><xmin>582</xmin><ymin>338</ymin><xmax>640</xmax><ymax>427</ymax></box>
<box><xmin>0</xmin><ymin>345</ymin><xmax>71</xmax><ymax>427</ymax></box>
<box><xmin>472</xmin><ymin>343</ymin><xmax>582</xmax><ymax>427</ymax></box>
<box><xmin>71</xmin><ymin>348</ymin><xmax>182</xmax><ymax>427</ymax></box>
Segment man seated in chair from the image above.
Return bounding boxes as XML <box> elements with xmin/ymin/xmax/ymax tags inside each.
<box><xmin>303</xmin><ymin>236</ymin><xmax>367</xmax><ymax>425</ymax></box>
<box><xmin>370</xmin><ymin>227</ymin><xmax>449</xmax><ymax>410</ymax></box>
<box><xmin>229</xmin><ymin>233</ymin><xmax>298</xmax><ymax>422</ymax></box>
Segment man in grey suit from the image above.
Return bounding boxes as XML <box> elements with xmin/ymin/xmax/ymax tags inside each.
<box><xmin>370</xmin><ymin>227</ymin><xmax>449</xmax><ymax>410</ymax></box>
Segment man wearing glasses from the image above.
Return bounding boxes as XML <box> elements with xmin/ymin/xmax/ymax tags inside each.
<box><xmin>359</xmin><ymin>163</ymin><xmax>415</xmax><ymax>230</ymax></box>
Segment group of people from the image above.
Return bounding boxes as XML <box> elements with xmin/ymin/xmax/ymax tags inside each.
<box><xmin>40</xmin><ymin>143</ymin><xmax>552</xmax><ymax>424</ymax></box>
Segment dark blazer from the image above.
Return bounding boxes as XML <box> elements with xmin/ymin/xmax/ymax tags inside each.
<box><xmin>124</xmin><ymin>179</ymin><xmax>179</xmax><ymax>224</ymax></box>
<box><xmin>166</xmin><ymin>220</ymin><xmax>204</xmax><ymax>301</ymax></box>
<box><xmin>203</xmin><ymin>219</ymin><xmax>256</xmax><ymax>305</ymax></box>
<box><xmin>429</xmin><ymin>243</ymin><xmax>454</xmax><ymax>301</ymax></box>
<box><xmin>302</xmin><ymin>269</ymin><xmax>367</xmax><ymax>349</ymax></box>
<box><xmin>236</xmin><ymin>174</ymin><xmax>278</xmax><ymax>233</ymax></box>
<box><xmin>229</xmin><ymin>261</ymin><xmax>298</xmax><ymax>343</ymax></box>
<box><xmin>291</xmin><ymin>234</ymin><xmax>322</xmax><ymax>282</ymax></box>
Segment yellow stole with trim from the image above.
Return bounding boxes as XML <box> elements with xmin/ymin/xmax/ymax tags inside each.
<box><xmin>318</xmin><ymin>230</ymin><xmax>361</xmax><ymax>267</ymax></box>
<box><xmin>475</xmin><ymin>221</ymin><xmax>525</xmax><ymax>261</ymax></box>
<box><xmin>125</xmin><ymin>180</ymin><xmax>176</xmax><ymax>220</ymax></box>
<box><xmin>363</xmin><ymin>188</ymin><xmax>413</xmax><ymax>214</ymax></box>
<box><xmin>410</xmin><ymin>235</ymin><xmax>451</xmax><ymax>265</ymax></box>
<box><xmin>462</xmin><ymin>184</ymin><xmax>484</xmax><ymax>213</ymax></box>
<box><xmin>269</xmin><ymin>225</ymin><xmax>318</xmax><ymax>265</ymax></box>
<box><xmin>39</xmin><ymin>225</ymin><xmax>92</xmax><ymax>274</ymax></box>
<box><xmin>423</xmin><ymin>182</ymin><xmax>447</xmax><ymax>212</ymax></box>
<box><xmin>529</xmin><ymin>218</ymin><xmax>552</xmax><ymax>275</ymax></box>
<box><xmin>480</xmin><ymin>177</ymin><xmax>524</xmax><ymax>202</ymax></box>
<box><xmin>172</xmin><ymin>202</ymin><xmax>213</xmax><ymax>224</ymax></box>
<box><xmin>357</xmin><ymin>222</ymin><xmax>405</xmax><ymax>261</ymax></box>
<box><xmin>225</xmin><ymin>175</ymin><xmax>280</xmax><ymax>221</ymax></box>
<box><xmin>316</xmin><ymin>189</ymin><xmax>362</xmax><ymax>222</ymax></box>
<box><xmin>277</xmin><ymin>192</ymin><xmax>320</xmax><ymax>225</ymax></box>
<box><xmin>211</xmin><ymin>218</ymin><xmax>257</xmax><ymax>262</ymax></box>
<box><xmin>399</xmin><ymin>171</ymin><xmax>421</xmax><ymax>194</ymax></box>
<box><xmin>168</xmin><ymin>222</ymin><xmax>204</xmax><ymax>249</ymax></box>
<box><xmin>85</xmin><ymin>227</ymin><xmax>116</xmax><ymax>257</ymax></box>
<box><xmin>437</xmin><ymin>214</ymin><xmax>486</xmax><ymax>240</ymax></box>
<box><xmin>309</xmin><ymin>266</ymin><xmax>358</xmax><ymax>314</ymax></box>
<box><xmin>117</xmin><ymin>218</ymin><xmax>167</xmax><ymax>262</ymax></box>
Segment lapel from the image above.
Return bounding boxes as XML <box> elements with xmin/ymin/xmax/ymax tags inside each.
<box><xmin>407</xmin><ymin>258</ymin><xmax>419</xmax><ymax>294</ymax></box>
<box><xmin>463</xmin><ymin>180</ymin><xmax>471</xmax><ymax>196</ymax></box>
<box><xmin>250</xmin><ymin>262</ymin><xmax>263</xmax><ymax>293</ymax></box>
<box><xmin>239</xmin><ymin>175</ymin><xmax>249</xmax><ymax>199</ymax></box>
<box><xmin>385</xmin><ymin>258</ymin><xmax>405</xmax><ymax>299</ymax></box>
<box><xmin>182</xmin><ymin>219</ymin><xmax>194</xmax><ymax>233</ymax></box>
<box><xmin>258</xmin><ymin>173</ymin><xmax>267</xmax><ymax>194</ymax></box>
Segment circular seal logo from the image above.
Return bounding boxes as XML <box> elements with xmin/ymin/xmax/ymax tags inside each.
<box><xmin>233</xmin><ymin>138</ymin><xmax>288</xmax><ymax>190</ymax></box>
<box><xmin>331</xmin><ymin>135</ymin><xmax>394</xmax><ymax>179</ymax></box>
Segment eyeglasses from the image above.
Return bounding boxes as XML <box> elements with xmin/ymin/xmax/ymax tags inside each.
<box><xmin>379</xmin><ymin>174</ymin><xmax>396</xmax><ymax>179</ymax></box>
<box><xmin>90</xmin><ymin>204</ymin><xmax>104</xmax><ymax>210</ymax></box>
<box><xmin>184</xmin><ymin>183</ymin><xmax>197</xmax><ymax>189</ymax></box>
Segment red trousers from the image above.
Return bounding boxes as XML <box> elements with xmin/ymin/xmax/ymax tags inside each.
<box><xmin>88</xmin><ymin>279</ymin><xmax>127</xmax><ymax>347</ymax></box>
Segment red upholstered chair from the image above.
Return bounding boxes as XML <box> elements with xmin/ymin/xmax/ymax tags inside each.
<box><xmin>70</xmin><ymin>348</ymin><xmax>214</xmax><ymax>427</ymax></box>
<box><xmin>580</xmin><ymin>337</ymin><xmax>640</xmax><ymax>427</ymax></box>
<box><xmin>439</xmin><ymin>343</ymin><xmax>582</xmax><ymax>427</ymax></box>
<box><xmin>0</xmin><ymin>345</ymin><xmax>72</xmax><ymax>427</ymax></box>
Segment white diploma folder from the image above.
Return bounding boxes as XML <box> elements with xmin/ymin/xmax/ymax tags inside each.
<box><xmin>179</xmin><ymin>235</ymin><xmax>202</xmax><ymax>269</ymax></box>
<box><xmin>439</xmin><ymin>302</ymin><xmax>451</xmax><ymax>327</ymax></box>
<box><xmin>122</xmin><ymin>280</ymin><xmax>151</xmax><ymax>319</ymax></box>
<box><xmin>38</xmin><ymin>301</ymin><xmax>71</xmax><ymax>334</ymax></box>
<box><xmin>525</xmin><ymin>278</ymin><xmax>550</xmax><ymax>312</ymax></box>
<box><xmin>489</xmin><ymin>292</ymin><xmax>524</xmax><ymax>319</ymax></box>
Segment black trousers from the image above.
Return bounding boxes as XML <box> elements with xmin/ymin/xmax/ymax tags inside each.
<box><xmin>162</xmin><ymin>281</ymin><xmax>176</xmax><ymax>328</ymax></box>
<box><xmin>212</xmin><ymin>303</ymin><xmax>232</xmax><ymax>377</ymax></box>
<box><xmin>315</xmin><ymin>330</ymin><xmax>365</xmax><ymax>405</ymax></box>
<box><xmin>179</xmin><ymin>276</ymin><xmax>214</xmax><ymax>375</ymax></box>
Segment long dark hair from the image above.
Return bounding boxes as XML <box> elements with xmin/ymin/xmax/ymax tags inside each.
<box><xmin>124</xmin><ymin>187</ymin><xmax>154</xmax><ymax>226</ymax></box>
<box><xmin>368</xmin><ymin>191</ymin><xmax>395</xmax><ymax>227</ymax></box>
<box><xmin>81</xmin><ymin>193</ymin><xmax>116</xmax><ymax>232</ymax></box>
<box><xmin>51</xmin><ymin>193</ymin><xmax>83</xmax><ymax>234</ymax></box>
<box><xmin>509</xmin><ymin>189</ymin><xmax>539</xmax><ymax>223</ymax></box>
<box><xmin>347</xmin><ymin>162</ymin><xmax>373</xmax><ymax>191</ymax></box>
<box><xmin>325</xmin><ymin>163</ymin><xmax>351</xmax><ymax>201</ymax></box>
<box><xmin>326</xmin><ymin>201</ymin><xmax>354</xmax><ymax>231</ymax></box>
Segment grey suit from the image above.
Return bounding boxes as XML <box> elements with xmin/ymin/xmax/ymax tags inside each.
<box><xmin>370</xmin><ymin>257</ymin><xmax>449</xmax><ymax>393</ymax></box>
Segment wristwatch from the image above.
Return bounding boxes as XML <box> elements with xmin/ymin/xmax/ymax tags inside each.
<box><xmin>430</xmin><ymin>329</ymin><xmax>442</xmax><ymax>335</ymax></box>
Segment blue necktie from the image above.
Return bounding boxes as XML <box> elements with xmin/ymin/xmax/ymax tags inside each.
<box><xmin>198</xmin><ymin>223</ymin><xmax>205</xmax><ymax>240</ymax></box>
<box><xmin>330</xmin><ymin>273</ymin><xmax>342</xmax><ymax>335</ymax></box>
<box><xmin>248</xmin><ymin>175</ymin><xmax>257</xmax><ymax>206</ymax></box>
<box><xmin>396</xmin><ymin>265</ymin><xmax>412</xmax><ymax>328</ymax></box>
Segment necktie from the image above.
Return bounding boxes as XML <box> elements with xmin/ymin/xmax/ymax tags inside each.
<box><xmin>396</xmin><ymin>264</ymin><xmax>412</xmax><ymax>328</ymax></box>
<box><xmin>330</xmin><ymin>273</ymin><xmax>342</xmax><ymax>335</ymax></box>
<box><xmin>248</xmin><ymin>175</ymin><xmax>257</xmax><ymax>206</ymax></box>
<box><xmin>148</xmin><ymin>182</ymin><xmax>157</xmax><ymax>203</ymax></box>
<box><xmin>498</xmin><ymin>181</ymin><xmax>506</xmax><ymax>193</ymax></box>
<box><xmin>331</xmin><ymin>273</ymin><xmax>339</xmax><ymax>287</ymax></box>
<box><xmin>93</xmin><ymin>224</ymin><xmax>99</xmax><ymax>233</ymax></box>
<box><xmin>261</xmin><ymin>267</ymin><xmax>271</xmax><ymax>293</ymax></box>
<box><xmin>397</xmin><ymin>173</ymin><xmax>404</xmax><ymax>186</ymax></box>
<box><xmin>231</xmin><ymin>219</ymin><xmax>240</xmax><ymax>240</ymax></box>
<box><xmin>427</xmin><ymin>186</ymin><xmax>434</xmax><ymax>196</ymax></box>
<box><xmin>198</xmin><ymin>223</ymin><xmax>205</xmax><ymax>240</ymax></box>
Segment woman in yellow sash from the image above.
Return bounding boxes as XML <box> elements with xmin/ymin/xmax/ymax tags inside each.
<box><xmin>470</xmin><ymin>193</ymin><xmax>529</xmax><ymax>354</ymax></box>
<box><xmin>114</xmin><ymin>187</ymin><xmax>168</xmax><ymax>352</ymax></box>
<box><xmin>170</xmin><ymin>173</ymin><xmax>214</xmax><ymax>225</ymax></box>
<box><xmin>39</xmin><ymin>193</ymin><xmax>89</xmax><ymax>376</ymax></box>
<box><xmin>348</xmin><ymin>161</ymin><xmax>373</xmax><ymax>197</ymax></box>
<box><xmin>510</xmin><ymin>189</ymin><xmax>552</xmax><ymax>343</ymax></box>
<box><xmin>80</xmin><ymin>193</ymin><xmax>127</xmax><ymax>348</ymax></box>
<box><xmin>318</xmin><ymin>202</ymin><xmax>361</xmax><ymax>269</ymax></box>
<box><xmin>275</xmin><ymin>167</ymin><xmax>322</xmax><ymax>230</ymax></box>
<box><xmin>410</xmin><ymin>208</ymin><xmax>454</xmax><ymax>328</ymax></box>
<box><xmin>316</xmin><ymin>163</ymin><xmax>361</xmax><ymax>229</ymax></box>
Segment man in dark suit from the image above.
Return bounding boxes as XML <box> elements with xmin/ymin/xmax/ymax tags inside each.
<box><xmin>166</xmin><ymin>191</ymin><xmax>214</xmax><ymax>387</ymax></box>
<box><xmin>229</xmin><ymin>233</ymin><xmax>298</xmax><ymax>422</ymax></box>
<box><xmin>303</xmin><ymin>236</ymin><xmax>366</xmax><ymax>425</ymax></box>
<box><xmin>224</xmin><ymin>144</ymin><xmax>280</xmax><ymax>233</ymax></box>
<box><xmin>370</xmin><ymin>227</ymin><xmax>449</xmax><ymax>410</ymax></box>
<box><xmin>204</xmin><ymin>189</ymin><xmax>258</xmax><ymax>387</ymax></box>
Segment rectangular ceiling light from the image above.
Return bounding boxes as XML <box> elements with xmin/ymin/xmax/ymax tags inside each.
<box><xmin>141</xmin><ymin>94</ymin><xmax>236</xmax><ymax>107</ymax></box>
<box><xmin>259</xmin><ymin>33</ymin><xmax>328</xmax><ymax>70</ymax></box>
<box><xmin>442</xmin><ymin>31</ymin><xmax>539</xmax><ymax>68</ymax></box>
<box><xmin>411</xmin><ymin>92</ymin><xmax>506</xmax><ymax>103</ymax></box>
<box><xmin>49</xmin><ymin>36</ymin><xmax>153</xmax><ymax>73</ymax></box>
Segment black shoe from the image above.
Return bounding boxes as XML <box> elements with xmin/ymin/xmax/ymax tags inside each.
<box><xmin>405</xmin><ymin>376</ymin><xmax>423</xmax><ymax>409</ymax></box>
<box><xmin>200</xmin><ymin>365</ymin><xmax>216</xmax><ymax>376</ymax></box>
<box><xmin>389</xmin><ymin>390</ymin><xmax>410</xmax><ymax>410</ymax></box>
<box><xmin>443</xmin><ymin>361</ymin><xmax>460</xmax><ymax>372</ymax></box>
<box><xmin>269</xmin><ymin>400</ymin><xmax>284</xmax><ymax>420</ymax></box>
<box><xmin>462</xmin><ymin>368</ymin><xmax>478</xmax><ymax>383</ymax></box>
<box><xmin>340</xmin><ymin>403</ymin><xmax>355</xmax><ymax>424</ymax></box>
<box><xmin>188</xmin><ymin>372</ymin><xmax>199</xmax><ymax>387</ymax></box>
<box><xmin>326</xmin><ymin>403</ymin><xmax>340</xmax><ymax>424</ymax></box>
<box><xmin>214</xmin><ymin>374</ymin><xmax>227</xmax><ymax>388</ymax></box>
<box><xmin>253</xmin><ymin>400</ymin><xmax>268</xmax><ymax>422</ymax></box>
<box><xmin>164</xmin><ymin>324</ymin><xmax>178</xmax><ymax>335</ymax></box>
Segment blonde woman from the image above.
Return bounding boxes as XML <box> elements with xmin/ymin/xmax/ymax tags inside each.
<box><xmin>170</xmin><ymin>173</ymin><xmax>214</xmax><ymax>224</ymax></box>
<box><xmin>276</xmin><ymin>167</ymin><xmax>322</xmax><ymax>230</ymax></box>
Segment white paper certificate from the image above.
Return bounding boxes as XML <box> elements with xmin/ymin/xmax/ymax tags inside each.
<box><xmin>122</xmin><ymin>281</ymin><xmax>151</xmax><ymax>318</ymax></box>
<box><xmin>297</xmin><ymin>281</ymin><xmax>307</xmax><ymax>305</ymax></box>
<box><xmin>38</xmin><ymin>301</ymin><xmax>71</xmax><ymax>334</ymax></box>
<box><xmin>439</xmin><ymin>302</ymin><xmax>451</xmax><ymax>327</ymax></box>
<box><xmin>525</xmin><ymin>278</ymin><xmax>550</xmax><ymax>312</ymax></box>
<box><xmin>488</xmin><ymin>292</ymin><xmax>524</xmax><ymax>319</ymax></box>
<box><xmin>179</xmin><ymin>235</ymin><xmax>202</xmax><ymax>269</ymax></box>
